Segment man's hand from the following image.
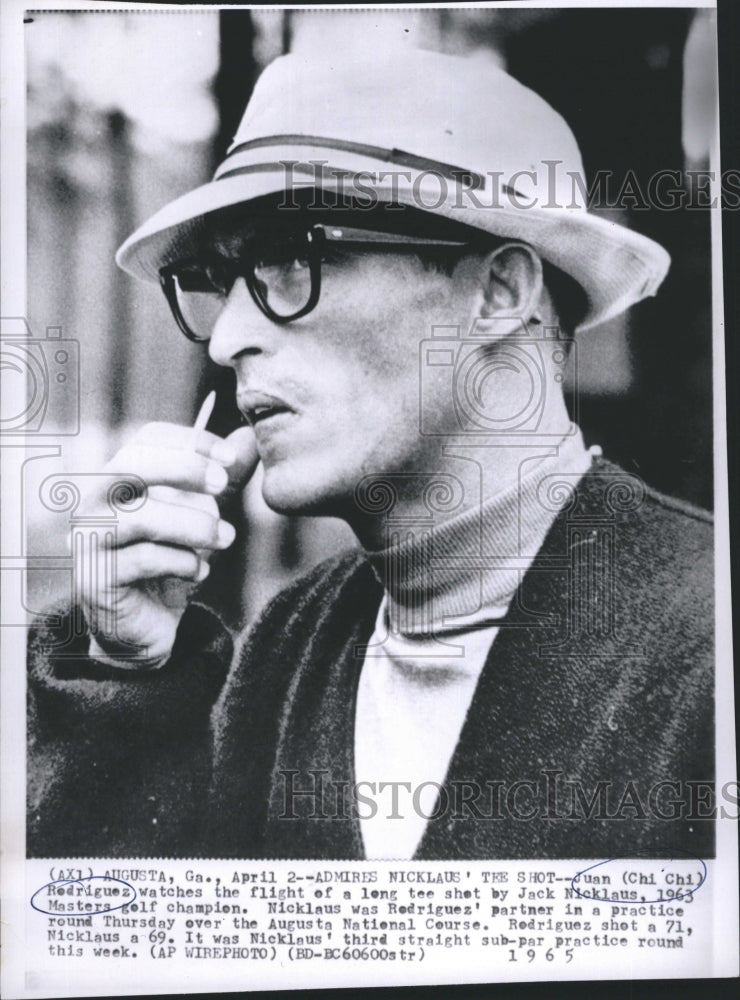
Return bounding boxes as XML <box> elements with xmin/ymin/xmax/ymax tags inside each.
<box><xmin>78</xmin><ymin>422</ymin><xmax>258</xmax><ymax>668</ymax></box>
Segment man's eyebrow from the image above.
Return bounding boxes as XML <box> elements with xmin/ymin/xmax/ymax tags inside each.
<box><xmin>207</xmin><ymin>226</ymin><xmax>258</xmax><ymax>256</ymax></box>
<box><xmin>207</xmin><ymin>216</ymin><xmax>309</xmax><ymax>255</ymax></box>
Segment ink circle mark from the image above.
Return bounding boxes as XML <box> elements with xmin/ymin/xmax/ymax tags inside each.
<box><xmin>570</xmin><ymin>849</ymin><xmax>707</xmax><ymax>904</ymax></box>
<box><xmin>31</xmin><ymin>875</ymin><xmax>138</xmax><ymax>916</ymax></box>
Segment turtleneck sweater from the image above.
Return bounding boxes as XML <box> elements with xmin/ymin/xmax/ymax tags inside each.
<box><xmin>354</xmin><ymin>429</ymin><xmax>596</xmax><ymax>859</ymax></box>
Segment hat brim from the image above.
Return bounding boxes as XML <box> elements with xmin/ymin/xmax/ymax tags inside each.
<box><xmin>116</xmin><ymin>161</ymin><xmax>670</xmax><ymax>332</ymax></box>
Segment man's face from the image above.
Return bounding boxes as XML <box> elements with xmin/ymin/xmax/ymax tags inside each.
<box><xmin>207</xmin><ymin>225</ymin><xmax>480</xmax><ymax>520</ymax></box>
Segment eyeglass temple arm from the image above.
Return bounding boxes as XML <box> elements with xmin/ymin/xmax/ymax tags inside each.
<box><xmin>314</xmin><ymin>224</ymin><xmax>469</xmax><ymax>248</ymax></box>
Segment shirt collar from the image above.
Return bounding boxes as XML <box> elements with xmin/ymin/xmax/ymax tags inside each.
<box><xmin>364</xmin><ymin>427</ymin><xmax>594</xmax><ymax>635</ymax></box>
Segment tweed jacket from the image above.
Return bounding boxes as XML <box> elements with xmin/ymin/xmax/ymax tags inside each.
<box><xmin>27</xmin><ymin>459</ymin><xmax>714</xmax><ymax>859</ymax></box>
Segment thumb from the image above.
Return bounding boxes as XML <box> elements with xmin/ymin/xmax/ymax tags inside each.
<box><xmin>223</xmin><ymin>426</ymin><xmax>259</xmax><ymax>494</ymax></box>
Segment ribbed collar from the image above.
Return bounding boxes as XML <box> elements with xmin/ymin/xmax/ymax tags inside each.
<box><xmin>364</xmin><ymin>429</ymin><xmax>594</xmax><ymax>635</ymax></box>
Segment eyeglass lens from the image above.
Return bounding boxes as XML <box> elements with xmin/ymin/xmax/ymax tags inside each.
<box><xmin>170</xmin><ymin>231</ymin><xmax>318</xmax><ymax>340</ymax></box>
<box><xmin>252</xmin><ymin>237</ymin><xmax>315</xmax><ymax>317</ymax></box>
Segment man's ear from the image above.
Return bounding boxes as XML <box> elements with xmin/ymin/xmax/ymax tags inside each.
<box><xmin>476</xmin><ymin>242</ymin><xmax>544</xmax><ymax>331</ymax></box>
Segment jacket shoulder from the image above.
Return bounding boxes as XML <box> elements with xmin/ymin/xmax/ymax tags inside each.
<box><xmin>578</xmin><ymin>458</ymin><xmax>714</xmax><ymax>616</ymax></box>
<box><xmin>588</xmin><ymin>458</ymin><xmax>712</xmax><ymax>539</ymax></box>
<box><xmin>640</xmin><ymin>477</ymin><xmax>712</xmax><ymax>527</ymax></box>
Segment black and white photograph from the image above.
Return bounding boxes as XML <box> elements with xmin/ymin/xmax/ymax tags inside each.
<box><xmin>1</xmin><ymin>1</ymin><xmax>737</xmax><ymax>994</ymax></box>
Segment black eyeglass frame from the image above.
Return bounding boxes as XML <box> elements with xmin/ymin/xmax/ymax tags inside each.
<box><xmin>158</xmin><ymin>223</ymin><xmax>470</xmax><ymax>342</ymax></box>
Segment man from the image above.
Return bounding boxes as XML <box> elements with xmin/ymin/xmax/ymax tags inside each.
<box><xmin>28</xmin><ymin>50</ymin><xmax>714</xmax><ymax>860</ymax></box>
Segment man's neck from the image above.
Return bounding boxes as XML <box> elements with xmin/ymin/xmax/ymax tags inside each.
<box><xmin>349</xmin><ymin>393</ymin><xmax>575</xmax><ymax>551</ymax></box>
<box><xmin>361</xmin><ymin>424</ymin><xmax>593</xmax><ymax>635</ymax></box>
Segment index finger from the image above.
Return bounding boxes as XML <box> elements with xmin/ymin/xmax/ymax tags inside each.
<box><xmin>105</xmin><ymin>445</ymin><xmax>229</xmax><ymax>495</ymax></box>
<box><xmin>133</xmin><ymin>421</ymin><xmax>236</xmax><ymax>466</ymax></box>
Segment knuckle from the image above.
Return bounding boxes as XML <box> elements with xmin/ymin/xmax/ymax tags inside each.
<box><xmin>182</xmin><ymin>509</ymin><xmax>215</xmax><ymax>548</ymax></box>
<box><xmin>187</xmin><ymin>493</ymin><xmax>219</xmax><ymax>518</ymax></box>
<box><xmin>134</xmin><ymin>541</ymin><xmax>157</xmax><ymax>573</ymax></box>
<box><xmin>205</xmin><ymin>512</ymin><xmax>221</xmax><ymax>547</ymax></box>
<box><xmin>113</xmin><ymin>509</ymin><xmax>143</xmax><ymax>544</ymax></box>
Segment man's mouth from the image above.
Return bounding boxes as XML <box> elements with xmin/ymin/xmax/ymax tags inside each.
<box><xmin>238</xmin><ymin>390</ymin><xmax>295</xmax><ymax>428</ymax></box>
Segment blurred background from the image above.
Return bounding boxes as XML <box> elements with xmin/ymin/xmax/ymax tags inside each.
<box><xmin>24</xmin><ymin>6</ymin><xmax>718</xmax><ymax>628</ymax></box>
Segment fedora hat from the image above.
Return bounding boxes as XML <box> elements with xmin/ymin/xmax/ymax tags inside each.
<box><xmin>116</xmin><ymin>49</ymin><xmax>670</xmax><ymax>331</ymax></box>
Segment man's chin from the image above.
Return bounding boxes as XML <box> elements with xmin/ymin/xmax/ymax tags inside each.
<box><xmin>260</xmin><ymin>466</ymin><xmax>350</xmax><ymax>519</ymax></box>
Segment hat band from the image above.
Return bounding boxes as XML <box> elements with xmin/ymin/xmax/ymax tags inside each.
<box><xmin>218</xmin><ymin>134</ymin><xmax>484</xmax><ymax>190</ymax></box>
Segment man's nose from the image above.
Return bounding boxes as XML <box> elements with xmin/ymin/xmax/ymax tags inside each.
<box><xmin>207</xmin><ymin>279</ymin><xmax>277</xmax><ymax>367</ymax></box>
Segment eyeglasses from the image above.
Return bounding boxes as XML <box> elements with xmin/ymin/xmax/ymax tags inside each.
<box><xmin>159</xmin><ymin>223</ymin><xmax>470</xmax><ymax>342</ymax></box>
